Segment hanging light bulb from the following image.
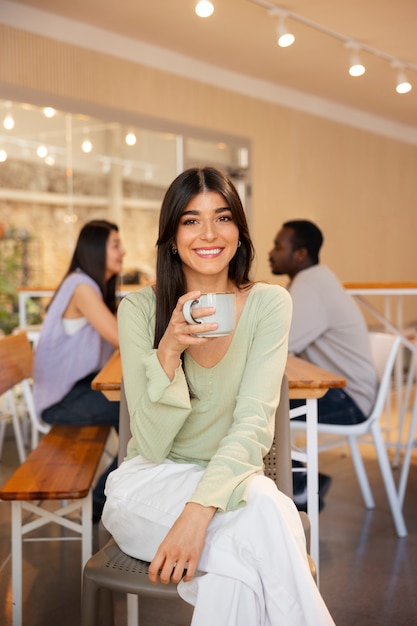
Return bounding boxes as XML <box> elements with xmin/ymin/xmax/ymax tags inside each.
<box><xmin>2</xmin><ymin>101</ymin><xmax>15</xmax><ymax>130</ymax></box>
<box><xmin>394</xmin><ymin>66</ymin><xmax>412</xmax><ymax>94</ymax></box>
<box><xmin>276</xmin><ymin>16</ymin><xmax>295</xmax><ymax>48</ymax></box>
<box><xmin>36</xmin><ymin>145</ymin><xmax>48</xmax><ymax>158</ymax></box>
<box><xmin>82</xmin><ymin>139</ymin><xmax>92</xmax><ymax>153</ymax></box>
<box><xmin>3</xmin><ymin>114</ymin><xmax>14</xmax><ymax>130</ymax></box>
<box><xmin>125</xmin><ymin>131</ymin><xmax>137</xmax><ymax>146</ymax></box>
<box><xmin>43</xmin><ymin>107</ymin><xmax>56</xmax><ymax>118</ymax></box>
<box><xmin>81</xmin><ymin>126</ymin><xmax>93</xmax><ymax>152</ymax></box>
<box><xmin>0</xmin><ymin>149</ymin><xmax>7</xmax><ymax>162</ymax></box>
<box><xmin>195</xmin><ymin>1</ymin><xmax>214</xmax><ymax>18</ymax></box>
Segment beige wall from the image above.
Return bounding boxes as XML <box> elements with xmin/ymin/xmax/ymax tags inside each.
<box><xmin>1</xmin><ymin>24</ymin><xmax>417</xmax><ymax>323</ymax></box>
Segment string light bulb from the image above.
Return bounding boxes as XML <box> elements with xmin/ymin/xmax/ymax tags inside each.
<box><xmin>36</xmin><ymin>145</ymin><xmax>48</xmax><ymax>158</ymax></box>
<box><xmin>43</xmin><ymin>107</ymin><xmax>56</xmax><ymax>118</ymax></box>
<box><xmin>125</xmin><ymin>131</ymin><xmax>137</xmax><ymax>146</ymax></box>
<box><xmin>0</xmin><ymin>149</ymin><xmax>7</xmax><ymax>162</ymax></box>
<box><xmin>195</xmin><ymin>1</ymin><xmax>214</xmax><ymax>18</ymax></box>
<box><xmin>3</xmin><ymin>114</ymin><xmax>14</xmax><ymax>130</ymax></box>
<box><xmin>44</xmin><ymin>155</ymin><xmax>56</xmax><ymax>166</ymax></box>
<box><xmin>82</xmin><ymin>128</ymin><xmax>93</xmax><ymax>153</ymax></box>
<box><xmin>82</xmin><ymin>138</ymin><xmax>92</xmax><ymax>153</ymax></box>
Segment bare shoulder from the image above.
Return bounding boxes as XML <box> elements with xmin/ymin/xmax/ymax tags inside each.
<box><xmin>67</xmin><ymin>282</ymin><xmax>103</xmax><ymax>317</ymax></box>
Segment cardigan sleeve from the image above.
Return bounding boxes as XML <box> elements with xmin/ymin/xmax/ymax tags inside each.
<box><xmin>118</xmin><ymin>289</ymin><xmax>194</xmax><ymax>462</ymax></box>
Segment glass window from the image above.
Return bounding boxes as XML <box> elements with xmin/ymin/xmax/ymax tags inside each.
<box><xmin>0</xmin><ymin>99</ymin><xmax>250</xmax><ymax>293</ymax></box>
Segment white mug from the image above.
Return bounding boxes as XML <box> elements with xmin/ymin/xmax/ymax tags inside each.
<box><xmin>183</xmin><ymin>292</ymin><xmax>236</xmax><ymax>337</ymax></box>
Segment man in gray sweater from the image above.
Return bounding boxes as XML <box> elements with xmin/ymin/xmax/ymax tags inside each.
<box><xmin>269</xmin><ymin>219</ymin><xmax>378</xmax><ymax>509</ymax></box>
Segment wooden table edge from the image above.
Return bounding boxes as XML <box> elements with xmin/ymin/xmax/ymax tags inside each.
<box><xmin>92</xmin><ymin>351</ymin><xmax>346</xmax><ymax>401</ymax></box>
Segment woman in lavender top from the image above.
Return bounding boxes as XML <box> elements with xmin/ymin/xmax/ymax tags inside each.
<box><xmin>33</xmin><ymin>219</ymin><xmax>125</xmax><ymax>520</ymax></box>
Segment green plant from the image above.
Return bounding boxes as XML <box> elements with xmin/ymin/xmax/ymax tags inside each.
<box><xmin>0</xmin><ymin>230</ymin><xmax>42</xmax><ymax>334</ymax></box>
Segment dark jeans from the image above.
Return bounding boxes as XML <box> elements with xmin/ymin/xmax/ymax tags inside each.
<box><xmin>42</xmin><ymin>373</ymin><xmax>120</xmax><ymax>507</ymax></box>
<box><xmin>291</xmin><ymin>387</ymin><xmax>367</xmax><ymax>493</ymax></box>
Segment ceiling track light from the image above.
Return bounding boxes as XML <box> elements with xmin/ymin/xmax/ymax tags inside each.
<box><xmin>346</xmin><ymin>43</ymin><xmax>365</xmax><ymax>77</ymax></box>
<box><xmin>195</xmin><ymin>1</ymin><xmax>214</xmax><ymax>18</ymax></box>
<box><xmin>277</xmin><ymin>17</ymin><xmax>295</xmax><ymax>48</ymax></box>
<box><xmin>249</xmin><ymin>1</ymin><xmax>417</xmax><ymax>95</ymax></box>
<box><xmin>269</xmin><ymin>9</ymin><xmax>295</xmax><ymax>48</ymax></box>
<box><xmin>392</xmin><ymin>63</ymin><xmax>412</xmax><ymax>94</ymax></box>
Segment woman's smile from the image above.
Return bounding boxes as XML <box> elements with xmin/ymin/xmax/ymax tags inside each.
<box><xmin>193</xmin><ymin>247</ymin><xmax>224</xmax><ymax>258</ymax></box>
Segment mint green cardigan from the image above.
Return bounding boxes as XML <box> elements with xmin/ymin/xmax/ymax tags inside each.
<box><xmin>118</xmin><ymin>282</ymin><xmax>291</xmax><ymax>512</ymax></box>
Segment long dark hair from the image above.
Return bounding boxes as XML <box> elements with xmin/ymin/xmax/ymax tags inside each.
<box><xmin>154</xmin><ymin>167</ymin><xmax>255</xmax><ymax>348</ymax></box>
<box><xmin>56</xmin><ymin>220</ymin><xmax>119</xmax><ymax>313</ymax></box>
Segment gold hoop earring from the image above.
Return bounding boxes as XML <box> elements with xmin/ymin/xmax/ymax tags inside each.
<box><xmin>172</xmin><ymin>246</ymin><xmax>178</xmax><ymax>254</ymax></box>
<box><xmin>237</xmin><ymin>240</ymin><xmax>242</xmax><ymax>247</ymax></box>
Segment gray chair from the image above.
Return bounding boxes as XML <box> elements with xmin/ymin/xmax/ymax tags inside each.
<box><xmin>81</xmin><ymin>376</ymin><xmax>315</xmax><ymax>626</ymax></box>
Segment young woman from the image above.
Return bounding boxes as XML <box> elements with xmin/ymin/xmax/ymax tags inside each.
<box><xmin>103</xmin><ymin>168</ymin><xmax>335</xmax><ymax>625</ymax></box>
<box><xmin>33</xmin><ymin>219</ymin><xmax>125</xmax><ymax>519</ymax></box>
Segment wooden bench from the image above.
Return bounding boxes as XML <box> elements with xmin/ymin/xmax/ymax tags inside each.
<box><xmin>0</xmin><ymin>423</ymin><xmax>110</xmax><ymax>626</ymax></box>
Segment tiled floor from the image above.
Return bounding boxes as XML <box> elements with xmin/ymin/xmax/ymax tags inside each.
<box><xmin>0</xmin><ymin>422</ymin><xmax>416</xmax><ymax>626</ymax></box>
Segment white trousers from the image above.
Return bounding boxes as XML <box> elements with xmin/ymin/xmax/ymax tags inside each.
<box><xmin>103</xmin><ymin>456</ymin><xmax>335</xmax><ymax>626</ymax></box>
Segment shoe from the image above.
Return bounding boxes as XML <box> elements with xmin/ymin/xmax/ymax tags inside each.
<box><xmin>293</xmin><ymin>473</ymin><xmax>332</xmax><ymax>513</ymax></box>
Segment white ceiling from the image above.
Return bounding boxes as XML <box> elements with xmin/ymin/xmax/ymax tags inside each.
<box><xmin>4</xmin><ymin>0</ymin><xmax>417</xmax><ymax>133</ymax></box>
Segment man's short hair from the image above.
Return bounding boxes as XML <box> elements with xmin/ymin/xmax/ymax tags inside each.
<box><xmin>283</xmin><ymin>219</ymin><xmax>323</xmax><ymax>265</ymax></box>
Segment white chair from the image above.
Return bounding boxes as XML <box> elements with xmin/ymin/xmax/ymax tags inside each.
<box><xmin>397</xmin><ymin>378</ymin><xmax>417</xmax><ymax>508</ymax></box>
<box><xmin>0</xmin><ymin>389</ymin><xmax>26</xmax><ymax>463</ymax></box>
<box><xmin>0</xmin><ymin>332</ymin><xmax>50</xmax><ymax>461</ymax></box>
<box><xmin>391</xmin><ymin>338</ymin><xmax>417</xmax><ymax>469</ymax></box>
<box><xmin>290</xmin><ymin>332</ymin><xmax>407</xmax><ymax>538</ymax></box>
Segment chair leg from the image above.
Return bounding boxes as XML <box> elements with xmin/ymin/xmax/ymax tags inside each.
<box><xmin>127</xmin><ymin>593</ymin><xmax>139</xmax><ymax>626</ymax></box>
<box><xmin>81</xmin><ymin>574</ymin><xmax>102</xmax><ymax>626</ymax></box>
<box><xmin>398</xmin><ymin>391</ymin><xmax>417</xmax><ymax>508</ymax></box>
<box><xmin>7</xmin><ymin>390</ymin><xmax>26</xmax><ymax>463</ymax></box>
<box><xmin>372</xmin><ymin>424</ymin><xmax>407</xmax><ymax>538</ymax></box>
<box><xmin>348</xmin><ymin>435</ymin><xmax>375</xmax><ymax>508</ymax></box>
<box><xmin>0</xmin><ymin>415</ymin><xmax>6</xmax><ymax>461</ymax></box>
<box><xmin>392</xmin><ymin>354</ymin><xmax>415</xmax><ymax>468</ymax></box>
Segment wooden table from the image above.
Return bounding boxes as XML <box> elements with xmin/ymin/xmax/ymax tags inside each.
<box><xmin>93</xmin><ymin>350</ymin><xmax>345</xmax><ymax>581</ymax></box>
